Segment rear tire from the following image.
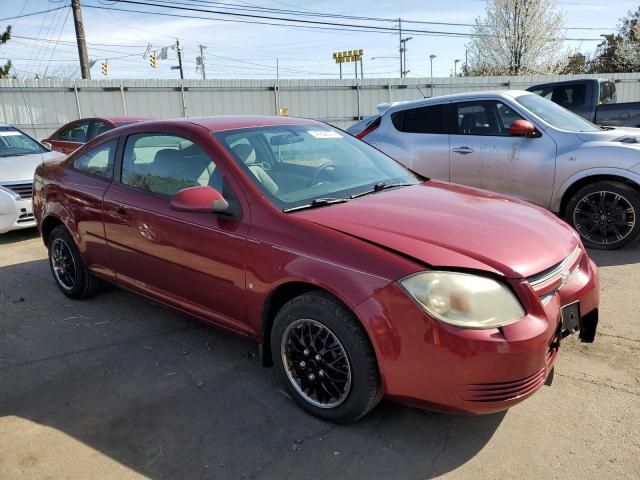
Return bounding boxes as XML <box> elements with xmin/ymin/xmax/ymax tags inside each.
<box><xmin>48</xmin><ymin>225</ymin><xmax>100</xmax><ymax>299</ymax></box>
<box><xmin>566</xmin><ymin>181</ymin><xmax>640</xmax><ymax>250</ymax></box>
<box><xmin>271</xmin><ymin>291</ymin><xmax>382</xmax><ymax>423</ymax></box>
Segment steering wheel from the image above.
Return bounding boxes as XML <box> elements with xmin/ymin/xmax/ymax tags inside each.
<box><xmin>309</xmin><ymin>163</ymin><xmax>336</xmax><ymax>186</ymax></box>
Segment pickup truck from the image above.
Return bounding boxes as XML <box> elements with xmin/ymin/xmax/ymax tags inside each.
<box><xmin>527</xmin><ymin>78</ymin><xmax>640</xmax><ymax>128</ymax></box>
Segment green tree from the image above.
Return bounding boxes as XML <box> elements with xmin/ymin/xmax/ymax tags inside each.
<box><xmin>0</xmin><ymin>25</ymin><xmax>11</xmax><ymax>78</ymax></box>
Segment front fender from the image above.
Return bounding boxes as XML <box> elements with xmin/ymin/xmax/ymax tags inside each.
<box><xmin>551</xmin><ymin>167</ymin><xmax>640</xmax><ymax>213</ymax></box>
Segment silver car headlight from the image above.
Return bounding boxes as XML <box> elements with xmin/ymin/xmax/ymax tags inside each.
<box><xmin>400</xmin><ymin>271</ymin><xmax>525</xmax><ymax>329</ymax></box>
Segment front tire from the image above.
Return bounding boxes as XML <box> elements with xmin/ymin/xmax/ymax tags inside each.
<box><xmin>48</xmin><ymin>225</ymin><xmax>100</xmax><ymax>299</ymax></box>
<box><xmin>566</xmin><ymin>181</ymin><xmax>640</xmax><ymax>250</ymax></box>
<box><xmin>271</xmin><ymin>292</ymin><xmax>382</xmax><ymax>423</ymax></box>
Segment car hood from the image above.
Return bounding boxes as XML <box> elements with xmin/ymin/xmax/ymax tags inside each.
<box><xmin>576</xmin><ymin>126</ymin><xmax>640</xmax><ymax>143</ymax></box>
<box><xmin>0</xmin><ymin>150</ymin><xmax>65</xmax><ymax>181</ymax></box>
<box><xmin>293</xmin><ymin>181</ymin><xmax>579</xmax><ymax>279</ymax></box>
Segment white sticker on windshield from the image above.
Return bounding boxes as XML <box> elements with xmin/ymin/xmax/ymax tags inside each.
<box><xmin>308</xmin><ymin>130</ymin><xmax>342</xmax><ymax>139</ymax></box>
<box><xmin>0</xmin><ymin>131</ymin><xmax>22</xmax><ymax>136</ymax></box>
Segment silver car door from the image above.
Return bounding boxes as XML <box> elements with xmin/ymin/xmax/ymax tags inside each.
<box><xmin>449</xmin><ymin>100</ymin><xmax>557</xmax><ymax>208</ymax></box>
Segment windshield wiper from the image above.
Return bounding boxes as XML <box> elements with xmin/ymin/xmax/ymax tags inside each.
<box><xmin>283</xmin><ymin>197</ymin><xmax>349</xmax><ymax>213</ymax></box>
<box><xmin>350</xmin><ymin>182</ymin><xmax>417</xmax><ymax>199</ymax></box>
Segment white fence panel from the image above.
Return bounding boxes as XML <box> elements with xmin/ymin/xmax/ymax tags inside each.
<box><xmin>1</xmin><ymin>73</ymin><xmax>638</xmax><ymax>138</ymax></box>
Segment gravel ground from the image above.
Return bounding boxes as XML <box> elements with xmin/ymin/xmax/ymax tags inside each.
<box><xmin>0</xmin><ymin>228</ymin><xmax>638</xmax><ymax>480</ymax></box>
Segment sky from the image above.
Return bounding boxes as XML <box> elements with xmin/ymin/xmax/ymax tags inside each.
<box><xmin>1</xmin><ymin>0</ymin><xmax>639</xmax><ymax>80</ymax></box>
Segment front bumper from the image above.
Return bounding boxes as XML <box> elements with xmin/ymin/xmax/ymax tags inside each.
<box><xmin>0</xmin><ymin>190</ymin><xmax>35</xmax><ymax>234</ymax></box>
<box><xmin>354</xmin><ymin>254</ymin><xmax>599</xmax><ymax>414</ymax></box>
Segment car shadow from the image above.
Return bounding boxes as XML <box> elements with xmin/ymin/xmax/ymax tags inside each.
<box><xmin>0</xmin><ymin>228</ymin><xmax>40</xmax><ymax>245</ymax></box>
<box><xmin>587</xmin><ymin>240</ymin><xmax>640</xmax><ymax>268</ymax></box>
<box><xmin>0</xmin><ymin>259</ymin><xmax>504</xmax><ymax>479</ymax></box>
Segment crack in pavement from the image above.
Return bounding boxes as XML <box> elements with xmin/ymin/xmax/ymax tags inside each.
<box><xmin>555</xmin><ymin>372</ymin><xmax>640</xmax><ymax>397</ymax></box>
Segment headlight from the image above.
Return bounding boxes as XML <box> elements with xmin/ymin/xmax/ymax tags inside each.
<box><xmin>400</xmin><ymin>271</ymin><xmax>525</xmax><ymax>329</ymax></box>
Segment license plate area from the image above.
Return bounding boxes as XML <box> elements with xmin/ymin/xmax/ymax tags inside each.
<box><xmin>561</xmin><ymin>301</ymin><xmax>581</xmax><ymax>337</ymax></box>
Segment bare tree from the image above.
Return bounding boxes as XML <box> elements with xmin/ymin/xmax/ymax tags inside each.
<box><xmin>464</xmin><ymin>0</ymin><xmax>566</xmax><ymax>76</ymax></box>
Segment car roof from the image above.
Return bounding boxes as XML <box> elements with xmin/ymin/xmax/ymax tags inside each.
<box><xmin>179</xmin><ymin>115</ymin><xmax>320</xmax><ymax>132</ymax></box>
<box><xmin>101</xmin><ymin>116</ymin><xmax>152</xmax><ymax>124</ymax></box>
<box><xmin>382</xmin><ymin>90</ymin><xmax>534</xmax><ymax>114</ymax></box>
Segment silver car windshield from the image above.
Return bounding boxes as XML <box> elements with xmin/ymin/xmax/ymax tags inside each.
<box><xmin>214</xmin><ymin>124</ymin><xmax>420</xmax><ymax>210</ymax></box>
<box><xmin>0</xmin><ymin>126</ymin><xmax>47</xmax><ymax>157</ymax></box>
<box><xmin>516</xmin><ymin>94</ymin><xmax>601</xmax><ymax>133</ymax></box>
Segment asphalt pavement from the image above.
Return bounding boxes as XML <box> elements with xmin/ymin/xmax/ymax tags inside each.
<box><xmin>1</xmin><ymin>228</ymin><xmax>638</xmax><ymax>480</ymax></box>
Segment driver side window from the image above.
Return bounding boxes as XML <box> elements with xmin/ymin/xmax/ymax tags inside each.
<box><xmin>121</xmin><ymin>133</ymin><xmax>221</xmax><ymax>197</ymax></box>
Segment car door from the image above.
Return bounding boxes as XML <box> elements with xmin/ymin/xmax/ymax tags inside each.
<box><xmin>449</xmin><ymin>99</ymin><xmax>557</xmax><ymax>208</ymax></box>
<box><xmin>48</xmin><ymin>120</ymin><xmax>92</xmax><ymax>154</ymax></box>
<box><xmin>376</xmin><ymin>103</ymin><xmax>451</xmax><ymax>181</ymax></box>
<box><xmin>60</xmin><ymin>138</ymin><xmax>118</xmax><ymax>280</ymax></box>
<box><xmin>102</xmin><ymin>127</ymin><xmax>250</xmax><ymax>334</ymax></box>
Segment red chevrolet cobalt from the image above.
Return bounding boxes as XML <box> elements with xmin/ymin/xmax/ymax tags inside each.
<box><xmin>33</xmin><ymin>116</ymin><xmax>599</xmax><ymax>423</ymax></box>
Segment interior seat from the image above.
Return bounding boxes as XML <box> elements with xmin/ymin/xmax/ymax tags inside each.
<box><xmin>231</xmin><ymin>143</ymin><xmax>278</xmax><ymax>195</ymax></box>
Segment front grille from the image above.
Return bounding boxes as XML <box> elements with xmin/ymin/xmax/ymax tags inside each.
<box><xmin>2</xmin><ymin>182</ymin><xmax>33</xmax><ymax>199</ymax></box>
<box><xmin>459</xmin><ymin>368</ymin><xmax>547</xmax><ymax>403</ymax></box>
<box><xmin>527</xmin><ymin>246</ymin><xmax>582</xmax><ymax>293</ymax></box>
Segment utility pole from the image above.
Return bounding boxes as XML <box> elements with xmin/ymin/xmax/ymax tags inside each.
<box><xmin>398</xmin><ymin>18</ymin><xmax>403</xmax><ymax>78</ymax></box>
<box><xmin>176</xmin><ymin>39</ymin><xmax>184</xmax><ymax>80</ymax></box>
<box><xmin>71</xmin><ymin>0</ymin><xmax>91</xmax><ymax>79</ymax></box>
<box><xmin>198</xmin><ymin>44</ymin><xmax>206</xmax><ymax>80</ymax></box>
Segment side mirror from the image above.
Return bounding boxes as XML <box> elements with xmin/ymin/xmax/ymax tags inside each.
<box><xmin>509</xmin><ymin>119</ymin><xmax>538</xmax><ymax>138</ymax></box>
<box><xmin>170</xmin><ymin>186</ymin><xmax>229</xmax><ymax>214</ymax></box>
<box><xmin>41</xmin><ymin>141</ymin><xmax>52</xmax><ymax>150</ymax></box>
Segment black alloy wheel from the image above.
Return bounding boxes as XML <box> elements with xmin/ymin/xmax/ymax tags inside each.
<box><xmin>271</xmin><ymin>292</ymin><xmax>382</xmax><ymax>423</ymax></box>
<box><xmin>567</xmin><ymin>181</ymin><xmax>640</xmax><ymax>250</ymax></box>
<box><xmin>48</xmin><ymin>225</ymin><xmax>101</xmax><ymax>299</ymax></box>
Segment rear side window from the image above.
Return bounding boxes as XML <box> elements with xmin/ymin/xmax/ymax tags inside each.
<box><xmin>391</xmin><ymin>104</ymin><xmax>448</xmax><ymax>134</ymax></box>
<box><xmin>73</xmin><ymin>140</ymin><xmax>116</xmax><ymax>179</ymax></box>
<box><xmin>58</xmin><ymin>122</ymin><xmax>90</xmax><ymax>143</ymax></box>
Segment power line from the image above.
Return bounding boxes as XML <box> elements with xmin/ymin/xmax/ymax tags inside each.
<box><xmin>0</xmin><ymin>6</ymin><xmax>67</xmax><ymax>22</ymax></box>
<box><xmin>135</xmin><ymin>0</ymin><xmax>617</xmax><ymax>31</ymax></box>
<box><xmin>86</xmin><ymin>1</ymin><xmax>606</xmax><ymax>41</ymax></box>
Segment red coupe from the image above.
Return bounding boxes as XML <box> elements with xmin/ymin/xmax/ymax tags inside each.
<box><xmin>42</xmin><ymin>116</ymin><xmax>151</xmax><ymax>155</ymax></box>
<box><xmin>33</xmin><ymin>116</ymin><xmax>599</xmax><ymax>423</ymax></box>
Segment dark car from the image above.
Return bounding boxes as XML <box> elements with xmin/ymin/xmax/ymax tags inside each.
<box><xmin>527</xmin><ymin>79</ymin><xmax>640</xmax><ymax>128</ymax></box>
<box><xmin>33</xmin><ymin>116</ymin><xmax>598</xmax><ymax>422</ymax></box>
<box><xmin>42</xmin><ymin>116</ymin><xmax>151</xmax><ymax>155</ymax></box>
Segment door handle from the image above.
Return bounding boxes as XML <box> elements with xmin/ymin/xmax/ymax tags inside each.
<box><xmin>452</xmin><ymin>146</ymin><xmax>474</xmax><ymax>155</ymax></box>
<box><xmin>116</xmin><ymin>206</ymin><xmax>127</xmax><ymax>216</ymax></box>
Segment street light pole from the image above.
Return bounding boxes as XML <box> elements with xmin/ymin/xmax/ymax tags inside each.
<box><xmin>454</xmin><ymin>59</ymin><xmax>461</xmax><ymax>77</ymax></box>
<box><xmin>429</xmin><ymin>54</ymin><xmax>437</xmax><ymax>97</ymax></box>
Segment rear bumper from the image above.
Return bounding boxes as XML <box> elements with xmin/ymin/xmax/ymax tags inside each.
<box><xmin>354</xmin><ymin>255</ymin><xmax>599</xmax><ymax>414</ymax></box>
<box><xmin>0</xmin><ymin>192</ymin><xmax>35</xmax><ymax>234</ymax></box>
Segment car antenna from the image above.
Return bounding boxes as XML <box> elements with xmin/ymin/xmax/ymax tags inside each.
<box><xmin>416</xmin><ymin>85</ymin><xmax>427</xmax><ymax>98</ymax></box>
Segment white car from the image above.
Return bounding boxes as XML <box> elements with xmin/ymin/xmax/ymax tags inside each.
<box><xmin>0</xmin><ymin>125</ymin><xmax>65</xmax><ymax>234</ymax></box>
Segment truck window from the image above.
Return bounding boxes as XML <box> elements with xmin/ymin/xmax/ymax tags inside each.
<box><xmin>599</xmin><ymin>82</ymin><xmax>616</xmax><ymax>104</ymax></box>
<box><xmin>529</xmin><ymin>86</ymin><xmax>553</xmax><ymax>100</ymax></box>
<box><xmin>552</xmin><ymin>85</ymin><xmax>586</xmax><ymax>109</ymax></box>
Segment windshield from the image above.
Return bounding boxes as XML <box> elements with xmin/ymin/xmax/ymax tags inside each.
<box><xmin>214</xmin><ymin>124</ymin><xmax>420</xmax><ymax>210</ymax></box>
<box><xmin>0</xmin><ymin>126</ymin><xmax>47</xmax><ymax>157</ymax></box>
<box><xmin>516</xmin><ymin>94</ymin><xmax>601</xmax><ymax>133</ymax></box>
